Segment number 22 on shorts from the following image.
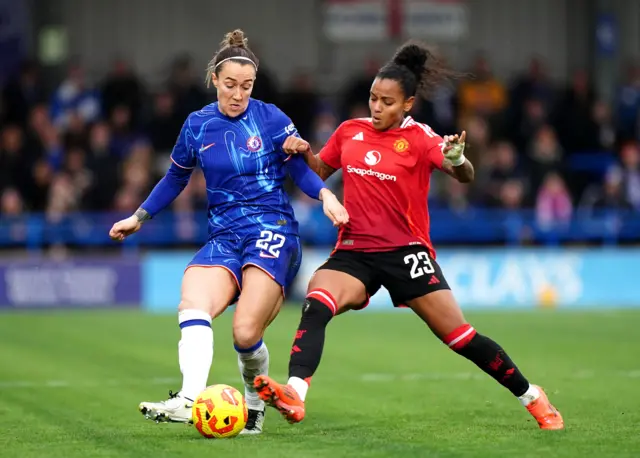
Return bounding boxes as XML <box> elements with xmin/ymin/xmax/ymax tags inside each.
<box><xmin>404</xmin><ymin>252</ymin><xmax>435</xmax><ymax>279</ymax></box>
<box><xmin>256</xmin><ymin>230</ymin><xmax>286</xmax><ymax>258</ymax></box>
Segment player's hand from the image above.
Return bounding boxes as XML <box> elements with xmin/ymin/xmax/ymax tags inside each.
<box><xmin>109</xmin><ymin>215</ymin><xmax>142</xmax><ymax>242</ymax></box>
<box><xmin>442</xmin><ymin>130</ymin><xmax>466</xmax><ymax>166</ymax></box>
<box><xmin>320</xmin><ymin>189</ymin><xmax>349</xmax><ymax>227</ymax></box>
<box><xmin>282</xmin><ymin>136</ymin><xmax>311</xmax><ymax>155</ymax></box>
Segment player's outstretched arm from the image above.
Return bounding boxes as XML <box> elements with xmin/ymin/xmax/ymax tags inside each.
<box><xmin>108</xmin><ymin>163</ymin><xmax>193</xmax><ymax>241</ymax></box>
<box><xmin>302</xmin><ymin>150</ymin><xmax>339</xmax><ymax>181</ymax></box>
<box><xmin>442</xmin><ymin>131</ymin><xmax>475</xmax><ymax>183</ymax></box>
<box><xmin>286</xmin><ymin>154</ymin><xmax>327</xmax><ymax>200</ymax></box>
<box><xmin>282</xmin><ymin>135</ymin><xmax>337</xmax><ymax>181</ymax></box>
<box><xmin>284</xmin><ymin>154</ymin><xmax>348</xmax><ymax>225</ymax></box>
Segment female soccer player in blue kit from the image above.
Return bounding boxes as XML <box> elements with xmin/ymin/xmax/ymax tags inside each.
<box><xmin>109</xmin><ymin>29</ymin><xmax>348</xmax><ymax>435</ymax></box>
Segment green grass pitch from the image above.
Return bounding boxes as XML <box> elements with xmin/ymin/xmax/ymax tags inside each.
<box><xmin>1</xmin><ymin>306</ymin><xmax>639</xmax><ymax>457</ymax></box>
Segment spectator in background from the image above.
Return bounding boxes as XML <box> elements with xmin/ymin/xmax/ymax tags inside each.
<box><xmin>309</xmin><ymin>109</ymin><xmax>338</xmax><ymax>152</ymax></box>
<box><xmin>24</xmin><ymin>104</ymin><xmax>50</xmax><ymax>157</ymax></box>
<box><xmin>167</xmin><ymin>54</ymin><xmax>209</xmax><ymax>120</ymax></box>
<box><xmin>64</xmin><ymin>147</ymin><xmax>93</xmax><ymax>208</ymax></box>
<box><xmin>109</xmin><ymin>105</ymin><xmax>138</xmax><ymax>158</ymax></box>
<box><xmin>0</xmin><ymin>187</ymin><xmax>27</xmax><ymax>244</ymax></box>
<box><xmin>24</xmin><ymin>159</ymin><xmax>53</xmax><ymax>211</ymax></box>
<box><xmin>554</xmin><ymin>69</ymin><xmax>596</xmax><ymax>153</ymax></box>
<box><xmin>616</xmin><ymin>62</ymin><xmax>640</xmax><ymax>141</ymax></box>
<box><xmin>101</xmin><ymin>58</ymin><xmax>144</xmax><ymax>128</ymax></box>
<box><xmin>589</xmin><ymin>100</ymin><xmax>617</xmax><ymax>152</ymax></box>
<box><xmin>461</xmin><ymin>115</ymin><xmax>491</xmax><ymax>167</ymax></box>
<box><xmin>511</xmin><ymin>97</ymin><xmax>548</xmax><ymax>152</ymax></box>
<box><xmin>509</xmin><ymin>57</ymin><xmax>555</xmax><ymax>124</ymax></box>
<box><xmin>39</xmin><ymin>120</ymin><xmax>64</xmax><ymax>171</ymax></box>
<box><xmin>527</xmin><ymin>125</ymin><xmax>564</xmax><ymax>195</ymax></box>
<box><xmin>50</xmin><ymin>61</ymin><xmax>101</xmax><ymax>130</ymax></box>
<box><xmin>457</xmin><ymin>53</ymin><xmax>507</xmax><ymax>126</ymax></box>
<box><xmin>63</xmin><ymin>111</ymin><xmax>89</xmax><ymax>150</ymax></box>
<box><xmin>607</xmin><ymin>141</ymin><xmax>640</xmax><ymax>210</ymax></box>
<box><xmin>339</xmin><ymin>58</ymin><xmax>381</xmax><ymax>120</ymax></box>
<box><xmin>146</xmin><ymin>91</ymin><xmax>183</xmax><ymax>157</ymax></box>
<box><xmin>499</xmin><ymin>179</ymin><xmax>526</xmax><ymax>211</ymax></box>
<box><xmin>0</xmin><ymin>188</ymin><xmax>24</xmax><ymax>216</ymax></box>
<box><xmin>247</xmin><ymin>44</ymin><xmax>280</xmax><ymax>105</ymax></box>
<box><xmin>2</xmin><ymin>61</ymin><xmax>46</xmax><ymax>127</ymax></box>
<box><xmin>46</xmin><ymin>173</ymin><xmax>80</xmax><ymax>220</ymax></box>
<box><xmin>86</xmin><ymin>122</ymin><xmax>119</xmax><ymax>210</ymax></box>
<box><xmin>483</xmin><ymin>141</ymin><xmax>526</xmax><ymax>207</ymax></box>
<box><xmin>443</xmin><ymin>179</ymin><xmax>472</xmax><ymax>214</ymax></box>
<box><xmin>591</xmin><ymin>168</ymin><xmax>634</xmax><ymax>210</ymax></box>
<box><xmin>0</xmin><ymin>125</ymin><xmax>34</xmax><ymax>199</ymax></box>
<box><xmin>536</xmin><ymin>172</ymin><xmax>573</xmax><ymax>230</ymax></box>
<box><xmin>281</xmin><ymin>71</ymin><xmax>319</xmax><ymax>140</ymax></box>
<box><xmin>172</xmin><ymin>178</ymin><xmax>198</xmax><ymax>242</ymax></box>
<box><xmin>308</xmin><ymin>110</ymin><xmax>343</xmax><ymax>199</ymax></box>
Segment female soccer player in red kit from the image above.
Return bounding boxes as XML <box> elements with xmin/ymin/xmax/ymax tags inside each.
<box><xmin>255</xmin><ymin>41</ymin><xmax>564</xmax><ymax>430</ymax></box>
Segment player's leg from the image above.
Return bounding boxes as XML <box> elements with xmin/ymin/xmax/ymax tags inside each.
<box><xmin>139</xmin><ymin>242</ymin><xmax>241</xmax><ymax>423</ymax></box>
<box><xmin>232</xmin><ymin>265</ymin><xmax>284</xmax><ymax>434</ymax></box>
<box><xmin>231</xmin><ymin>231</ymin><xmax>302</xmax><ymax>434</ymax></box>
<box><xmin>407</xmin><ymin>290</ymin><xmax>563</xmax><ymax>430</ymax></box>
<box><xmin>389</xmin><ymin>248</ymin><xmax>563</xmax><ymax>430</ymax></box>
<box><xmin>255</xmin><ymin>250</ymin><xmax>374</xmax><ymax>423</ymax></box>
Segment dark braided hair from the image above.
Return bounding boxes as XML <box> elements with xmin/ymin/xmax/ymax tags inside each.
<box><xmin>376</xmin><ymin>40</ymin><xmax>461</xmax><ymax>99</ymax></box>
<box><xmin>205</xmin><ymin>29</ymin><xmax>259</xmax><ymax>87</ymax></box>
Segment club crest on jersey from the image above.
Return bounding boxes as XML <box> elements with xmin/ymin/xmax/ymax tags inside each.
<box><xmin>247</xmin><ymin>136</ymin><xmax>262</xmax><ymax>152</ymax></box>
<box><xmin>364</xmin><ymin>150</ymin><xmax>382</xmax><ymax>166</ymax></box>
<box><xmin>394</xmin><ymin>138</ymin><xmax>409</xmax><ymax>153</ymax></box>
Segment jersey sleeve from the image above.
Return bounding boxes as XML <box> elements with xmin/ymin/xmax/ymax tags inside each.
<box><xmin>268</xmin><ymin>105</ymin><xmax>299</xmax><ymax>155</ymax></box>
<box><xmin>170</xmin><ymin>118</ymin><xmax>197</xmax><ymax>169</ymax></box>
<box><xmin>318</xmin><ymin>123</ymin><xmax>344</xmax><ymax>170</ymax></box>
<box><xmin>416</xmin><ymin>123</ymin><xmax>446</xmax><ymax>171</ymax></box>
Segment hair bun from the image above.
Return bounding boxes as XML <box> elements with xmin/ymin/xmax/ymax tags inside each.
<box><xmin>223</xmin><ymin>29</ymin><xmax>248</xmax><ymax>48</ymax></box>
<box><xmin>393</xmin><ymin>43</ymin><xmax>429</xmax><ymax>84</ymax></box>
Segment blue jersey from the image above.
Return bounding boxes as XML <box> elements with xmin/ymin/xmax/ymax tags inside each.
<box><xmin>171</xmin><ymin>98</ymin><xmax>300</xmax><ymax>240</ymax></box>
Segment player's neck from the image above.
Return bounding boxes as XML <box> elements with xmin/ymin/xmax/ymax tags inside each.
<box><xmin>380</xmin><ymin>120</ymin><xmax>403</xmax><ymax>132</ymax></box>
<box><xmin>217</xmin><ymin>101</ymin><xmax>249</xmax><ymax>119</ymax></box>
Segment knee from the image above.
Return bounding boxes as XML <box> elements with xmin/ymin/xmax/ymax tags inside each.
<box><xmin>233</xmin><ymin>319</ymin><xmax>263</xmax><ymax>350</ymax></box>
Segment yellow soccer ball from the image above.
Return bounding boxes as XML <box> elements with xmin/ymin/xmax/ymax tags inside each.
<box><xmin>192</xmin><ymin>384</ymin><xmax>247</xmax><ymax>438</ymax></box>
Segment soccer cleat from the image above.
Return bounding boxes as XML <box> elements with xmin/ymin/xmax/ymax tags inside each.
<box><xmin>526</xmin><ymin>385</ymin><xmax>564</xmax><ymax>430</ymax></box>
<box><xmin>240</xmin><ymin>409</ymin><xmax>265</xmax><ymax>435</ymax></box>
<box><xmin>254</xmin><ymin>375</ymin><xmax>305</xmax><ymax>423</ymax></box>
<box><xmin>139</xmin><ymin>390</ymin><xmax>193</xmax><ymax>423</ymax></box>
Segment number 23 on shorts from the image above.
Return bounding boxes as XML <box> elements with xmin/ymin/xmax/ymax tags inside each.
<box><xmin>255</xmin><ymin>230</ymin><xmax>287</xmax><ymax>258</ymax></box>
<box><xmin>404</xmin><ymin>251</ymin><xmax>435</xmax><ymax>279</ymax></box>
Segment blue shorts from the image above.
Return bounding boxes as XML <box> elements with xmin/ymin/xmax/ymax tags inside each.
<box><xmin>187</xmin><ymin>230</ymin><xmax>302</xmax><ymax>297</ymax></box>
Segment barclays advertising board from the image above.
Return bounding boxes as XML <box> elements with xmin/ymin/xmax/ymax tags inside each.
<box><xmin>142</xmin><ymin>248</ymin><xmax>640</xmax><ymax>312</ymax></box>
<box><xmin>0</xmin><ymin>257</ymin><xmax>141</xmax><ymax>308</ymax></box>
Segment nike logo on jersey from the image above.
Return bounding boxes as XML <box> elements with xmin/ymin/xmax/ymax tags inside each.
<box><xmin>199</xmin><ymin>143</ymin><xmax>215</xmax><ymax>152</ymax></box>
<box><xmin>352</xmin><ymin>132</ymin><xmax>364</xmax><ymax>141</ymax></box>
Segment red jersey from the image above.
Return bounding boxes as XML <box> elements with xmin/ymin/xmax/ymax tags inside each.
<box><xmin>319</xmin><ymin>116</ymin><xmax>446</xmax><ymax>258</ymax></box>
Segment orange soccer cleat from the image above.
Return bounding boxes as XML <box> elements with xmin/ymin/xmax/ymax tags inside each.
<box><xmin>526</xmin><ymin>385</ymin><xmax>564</xmax><ymax>430</ymax></box>
<box><xmin>254</xmin><ymin>375</ymin><xmax>305</xmax><ymax>423</ymax></box>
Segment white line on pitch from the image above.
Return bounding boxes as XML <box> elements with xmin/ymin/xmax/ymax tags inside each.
<box><xmin>0</xmin><ymin>370</ymin><xmax>638</xmax><ymax>389</ymax></box>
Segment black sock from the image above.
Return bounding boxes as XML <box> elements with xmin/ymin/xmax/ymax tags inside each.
<box><xmin>447</xmin><ymin>325</ymin><xmax>530</xmax><ymax>397</ymax></box>
<box><xmin>288</xmin><ymin>294</ymin><xmax>335</xmax><ymax>380</ymax></box>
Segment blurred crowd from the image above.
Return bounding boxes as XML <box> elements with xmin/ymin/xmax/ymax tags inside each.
<box><xmin>1</xmin><ymin>53</ymin><xmax>640</xmax><ymax>234</ymax></box>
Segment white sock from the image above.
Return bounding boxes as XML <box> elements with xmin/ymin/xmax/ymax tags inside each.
<box><xmin>236</xmin><ymin>340</ymin><xmax>269</xmax><ymax>411</ymax></box>
<box><xmin>518</xmin><ymin>384</ymin><xmax>540</xmax><ymax>406</ymax></box>
<box><xmin>178</xmin><ymin>309</ymin><xmax>213</xmax><ymax>401</ymax></box>
<box><xmin>287</xmin><ymin>376</ymin><xmax>309</xmax><ymax>402</ymax></box>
